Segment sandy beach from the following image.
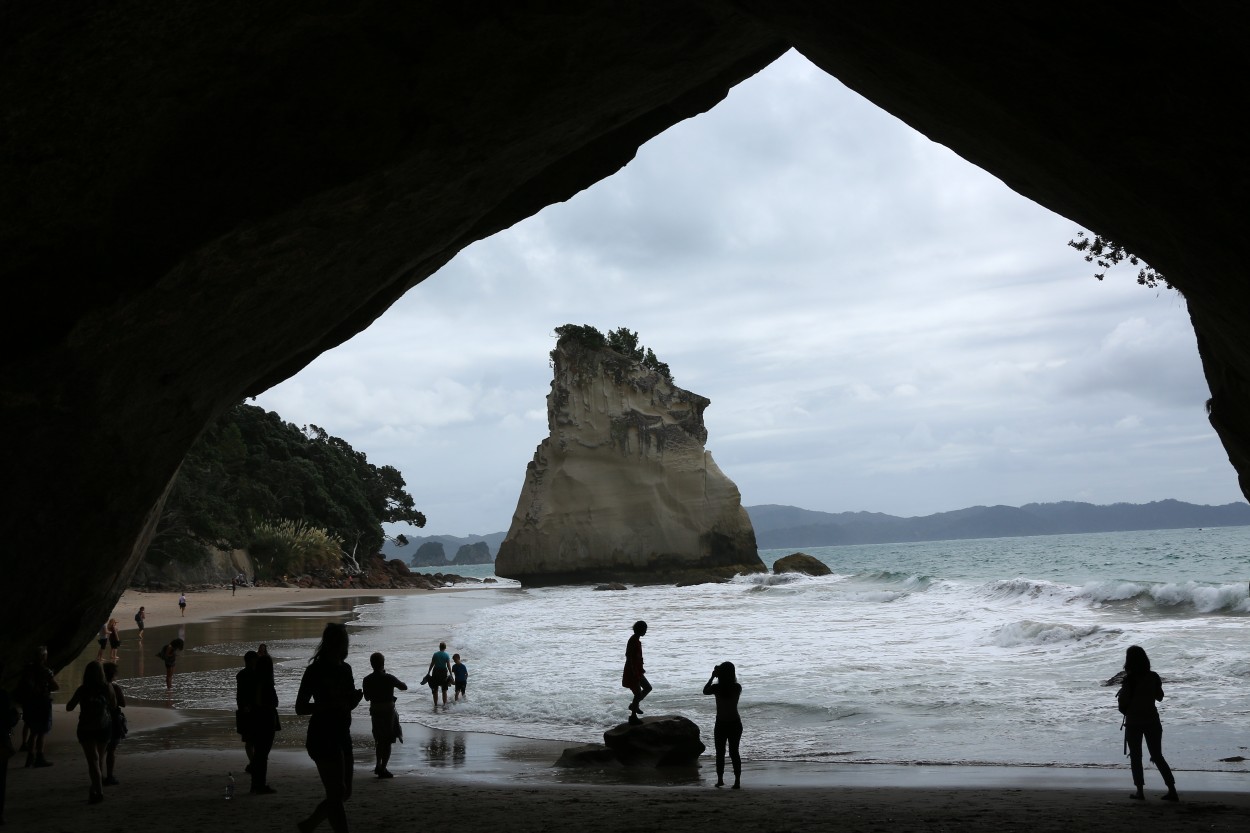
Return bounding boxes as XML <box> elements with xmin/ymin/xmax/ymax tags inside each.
<box><xmin>4</xmin><ymin>585</ymin><xmax>1249</xmax><ymax>832</ymax></box>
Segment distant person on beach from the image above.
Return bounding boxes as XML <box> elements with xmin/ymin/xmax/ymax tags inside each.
<box><xmin>452</xmin><ymin>654</ymin><xmax>468</xmax><ymax>702</ymax></box>
<box><xmin>295</xmin><ymin>622</ymin><xmax>363</xmax><ymax>833</ymax></box>
<box><xmin>1</xmin><ymin>659</ymin><xmax>19</xmax><ymax>825</ymax></box>
<box><xmin>17</xmin><ymin>644</ymin><xmax>57</xmax><ymax>768</ymax></box>
<box><xmin>66</xmin><ymin>661</ymin><xmax>117</xmax><ymax>804</ymax></box>
<box><xmin>156</xmin><ymin>638</ymin><xmax>184</xmax><ymax>689</ymax></box>
<box><xmin>1116</xmin><ymin>645</ymin><xmax>1179</xmax><ymax>802</ymax></box>
<box><xmin>426</xmin><ymin>642</ymin><xmax>452</xmax><ymax>710</ymax></box>
<box><xmin>703</xmin><ymin>662</ymin><xmax>743</xmax><ymax>789</ymax></box>
<box><xmin>95</xmin><ymin>622</ymin><xmax>108</xmax><ymax>661</ymax></box>
<box><xmin>236</xmin><ymin>650</ymin><xmax>259</xmax><ymax>771</ymax></box>
<box><xmin>247</xmin><ymin>654</ymin><xmax>280</xmax><ymax>795</ymax></box>
<box><xmin>258</xmin><ymin>643</ymin><xmax>269</xmax><ymax>659</ymax></box>
<box><xmin>134</xmin><ymin>606</ymin><xmax>145</xmax><ymax>642</ymax></box>
<box><xmin>178</xmin><ymin>592</ymin><xmax>187</xmax><ymax>617</ymax></box>
<box><xmin>622</xmin><ymin>620</ymin><xmax>651</xmax><ymax>722</ymax></box>
<box><xmin>106</xmin><ymin>617</ymin><xmax>121</xmax><ymax>661</ymax></box>
<box><xmin>101</xmin><ymin>662</ymin><xmax>126</xmax><ymax>786</ymax></box>
<box><xmin>362</xmin><ymin>652</ymin><xmax>408</xmax><ymax>778</ymax></box>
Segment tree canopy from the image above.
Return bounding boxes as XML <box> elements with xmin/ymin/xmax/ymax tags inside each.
<box><xmin>553</xmin><ymin>324</ymin><xmax>672</xmax><ymax>380</ymax></box>
<box><xmin>145</xmin><ymin>403</ymin><xmax>424</xmax><ymax>577</ymax></box>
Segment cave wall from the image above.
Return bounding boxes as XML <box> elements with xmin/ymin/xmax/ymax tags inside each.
<box><xmin>3</xmin><ymin>2</ymin><xmax>1249</xmax><ymax>676</ymax></box>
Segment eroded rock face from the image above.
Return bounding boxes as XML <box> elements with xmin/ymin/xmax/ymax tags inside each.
<box><xmin>495</xmin><ymin>336</ymin><xmax>763</xmax><ymax>586</ymax></box>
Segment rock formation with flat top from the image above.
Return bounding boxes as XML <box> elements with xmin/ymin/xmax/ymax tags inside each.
<box><xmin>496</xmin><ymin>333</ymin><xmax>763</xmax><ymax>586</ymax></box>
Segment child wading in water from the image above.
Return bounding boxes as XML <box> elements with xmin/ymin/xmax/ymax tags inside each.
<box><xmin>362</xmin><ymin>652</ymin><xmax>407</xmax><ymax>779</ymax></box>
<box><xmin>451</xmin><ymin>654</ymin><xmax>468</xmax><ymax>702</ymax></box>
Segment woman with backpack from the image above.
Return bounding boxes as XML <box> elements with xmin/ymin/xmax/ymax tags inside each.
<box><xmin>156</xmin><ymin>638</ymin><xmax>185</xmax><ymax>689</ymax></box>
<box><xmin>1116</xmin><ymin>645</ymin><xmax>1179</xmax><ymax>802</ymax></box>
<box><xmin>66</xmin><ymin>662</ymin><xmax>117</xmax><ymax>805</ymax></box>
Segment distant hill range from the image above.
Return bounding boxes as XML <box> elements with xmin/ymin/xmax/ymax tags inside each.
<box><xmin>383</xmin><ymin>500</ymin><xmax>1250</xmax><ymax>561</ymax></box>
<box><xmin>747</xmin><ymin>500</ymin><xmax>1250</xmax><ymax>549</ymax></box>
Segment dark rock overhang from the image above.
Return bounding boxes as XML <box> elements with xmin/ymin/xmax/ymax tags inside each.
<box><xmin>2</xmin><ymin>2</ymin><xmax>1247</xmax><ymax>673</ymax></box>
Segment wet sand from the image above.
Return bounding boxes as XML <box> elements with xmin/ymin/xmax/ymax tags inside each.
<box><xmin>5</xmin><ymin>585</ymin><xmax>1249</xmax><ymax>832</ymax></box>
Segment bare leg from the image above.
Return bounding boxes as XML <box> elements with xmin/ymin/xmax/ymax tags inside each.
<box><xmin>81</xmin><ymin>740</ymin><xmax>103</xmax><ymax>802</ymax></box>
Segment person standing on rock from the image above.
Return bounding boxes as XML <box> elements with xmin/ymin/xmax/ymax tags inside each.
<box><xmin>622</xmin><ymin>620</ymin><xmax>651</xmax><ymax>723</ymax></box>
<box><xmin>703</xmin><ymin>662</ymin><xmax>743</xmax><ymax>789</ymax></box>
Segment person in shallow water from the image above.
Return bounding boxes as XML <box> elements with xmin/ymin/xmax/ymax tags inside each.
<box><xmin>622</xmin><ymin>620</ymin><xmax>651</xmax><ymax>722</ymax></box>
<box><xmin>1116</xmin><ymin>645</ymin><xmax>1179</xmax><ymax>802</ymax></box>
<box><xmin>703</xmin><ymin>661</ymin><xmax>743</xmax><ymax>789</ymax></box>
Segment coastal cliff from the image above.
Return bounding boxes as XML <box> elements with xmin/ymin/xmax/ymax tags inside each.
<box><xmin>495</xmin><ymin>329</ymin><xmax>763</xmax><ymax>586</ymax></box>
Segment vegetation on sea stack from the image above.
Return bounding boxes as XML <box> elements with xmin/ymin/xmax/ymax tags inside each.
<box><xmin>145</xmin><ymin>403</ymin><xmax>424</xmax><ymax>578</ymax></box>
<box><xmin>553</xmin><ymin>324</ymin><xmax>672</xmax><ymax>380</ymax></box>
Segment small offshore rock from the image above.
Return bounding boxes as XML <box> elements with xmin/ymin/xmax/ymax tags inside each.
<box><xmin>772</xmin><ymin>552</ymin><xmax>832</xmax><ymax>576</ymax></box>
<box><xmin>594</xmin><ymin>583</ymin><xmax>628</xmax><ymax>591</ymax></box>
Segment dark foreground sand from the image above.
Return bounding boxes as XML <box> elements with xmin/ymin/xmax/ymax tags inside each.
<box><xmin>5</xmin><ymin>586</ymin><xmax>1248</xmax><ymax>832</ymax></box>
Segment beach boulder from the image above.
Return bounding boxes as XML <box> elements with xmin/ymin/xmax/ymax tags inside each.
<box><xmin>773</xmin><ymin>552</ymin><xmax>832</xmax><ymax>577</ymax></box>
<box><xmin>554</xmin><ymin>743</ymin><xmax>623</xmax><ymax>768</ymax></box>
<box><xmin>602</xmin><ymin>715</ymin><xmax>706</xmax><ymax>767</ymax></box>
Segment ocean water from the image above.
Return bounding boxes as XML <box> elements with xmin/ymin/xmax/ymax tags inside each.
<box><xmin>142</xmin><ymin>527</ymin><xmax>1250</xmax><ymax>774</ymax></box>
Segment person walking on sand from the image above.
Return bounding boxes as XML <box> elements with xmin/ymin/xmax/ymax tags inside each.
<box><xmin>134</xmin><ymin>606</ymin><xmax>146</xmax><ymax>642</ymax></box>
<box><xmin>425</xmin><ymin>642</ymin><xmax>452</xmax><ymax>710</ymax></box>
<box><xmin>94</xmin><ymin>622</ymin><xmax>108</xmax><ymax>662</ymax></box>
<box><xmin>247</xmin><ymin>654</ymin><xmax>280</xmax><ymax>795</ymax></box>
<box><xmin>622</xmin><ymin>620</ymin><xmax>651</xmax><ymax>723</ymax></box>
<box><xmin>66</xmin><ymin>662</ymin><xmax>117</xmax><ymax>804</ymax></box>
<box><xmin>17</xmin><ymin>645</ymin><xmax>57</xmax><ymax>768</ymax></box>
<box><xmin>703</xmin><ymin>662</ymin><xmax>743</xmax><ymax>789</ymax></box>
<box><xmin>106</xmin><ymin>617</ymin><xmax>121</xmax><ymax>662</ymax></box>
<box><xmin>295</xmin><ymin>623</ymin><xmax>363</xmax><ymax>833</ymax></box>
<box><xmin>362</xmin><ymin>652</ymin><xmax>407</xmax><ymax>779</ymax></box>
<box><xmin>1117</xmin><ymin>645</ymin><xmax>1179</xmax><ymax>802</ymax></box>
<box><xmin>101</xmin><ymin>662</ymin><xmax>126</xmax><ymax>787</ymax></box>
<box><xmin>178</xmin><ymin>592</ymin><xmax>187</xmax><ymax>617</ymax></box>
<box><xmin>156</xmin><ymin>638</ymin><xmax>184</xmax><ymax>689</ymax></box>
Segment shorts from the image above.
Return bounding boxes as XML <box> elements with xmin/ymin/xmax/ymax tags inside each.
<box><xmin>97</xmin><ymin>638</ymin><xmax>107</xmax><ymax>649</ymax></box>
<box><xmin>454</xmin><ymin>682</ymin><xmax>466</xmax><ymax>695</ymax></box>
<box><xmin>429</xmin><ymin>669</ymin><xmax>449</xmax><ymax>690</ymax></box>
<box><xmin>108</xmin><ymin>635</ymin><xmax>121</xmax><ymax>648</ymax></box>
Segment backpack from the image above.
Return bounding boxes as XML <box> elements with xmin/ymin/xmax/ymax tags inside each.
<box><xmin>80</xmin><ymin>691</ymin><xmax>112</xmax><ymax>734</ymax></box>
<box><xmin>134</xmin><ymin>612</ymin><xmax>142</xmax><ymax>624</ymax></box>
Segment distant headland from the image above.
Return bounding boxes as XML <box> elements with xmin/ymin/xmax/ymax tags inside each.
<box><xmin>386</xmin><ymin>499</ymin><xmax>1250</xmax><ymax>560</ymax></box>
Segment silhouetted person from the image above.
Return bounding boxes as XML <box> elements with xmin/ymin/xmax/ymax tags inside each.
<box><xmin>1117</xmin><ymin>645</ymin><xmax>1178</xmax><ymax>802</ymax></box>
<box><xmin>362</xmin><ymin>652</ymin><xmax>407</xmax><ymax>778</ymax></box>
<box><xmin>66</xmin><ymin>661</ymin><xmax>117</xmax><ymax>804</ymax></box>
<box><xmin>703</xmin><ymin>662</ymin><xmax>743</xmax><ymax>789</ymax></box>
<box><xmin>295</xmin><ymin>623</ymin><xmax>363</xmax><ymax>833</ymax></box>
<box><xmin>0</xmin><ymin>659</ymin><xmax>17</xmax><ymax>825</ymax></box>
<box><xmin>156</xmin><ymin>638</ymin><xmax>184</xmax><ymax>689</ymax></box>
<box><xmin>248</xmin><ymin>655</ymin><xmax>280</xmax><ymax>795</ymax></box>
<box><xmin>235</xmin><ymin>650</ymin><xmax>259</xmax><ymax>772</ymax></box>
<box><xmin>101</xmin><ymin>662</ymin><xmax>126</xmax><ymax>786</ymax></box>
<box><xmin>622</xmin><ymin>620</ymin><xmax>651</xmax><ymax>722</ymax></box>
<box><xmin>17</xmin><ymin>645</ymin><xmax>57</xmax><ymax>768</ymax></box>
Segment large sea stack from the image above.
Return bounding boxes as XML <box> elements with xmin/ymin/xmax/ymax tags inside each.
<box><xmin>496</xmin><ymin>330</ymin><xmax>763</xmax><ymax>586</ymax></box>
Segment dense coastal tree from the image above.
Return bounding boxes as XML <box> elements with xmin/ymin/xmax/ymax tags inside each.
<box><xmin>144</xmin><ymin>403</ymin><xmax>425</xmax><ymax>577</ymax></box>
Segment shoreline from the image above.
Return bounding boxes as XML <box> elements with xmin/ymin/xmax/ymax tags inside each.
<box><xmin>7</xmin><ymin>586</ymin><xmax>1250</xmax><ymax>831</ymax></box>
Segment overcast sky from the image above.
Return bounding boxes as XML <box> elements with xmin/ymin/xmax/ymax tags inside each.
<box><xmin>254</xmin><ymin>50</ymin><xmax>1243</xmax><ymax>538</ymax></box>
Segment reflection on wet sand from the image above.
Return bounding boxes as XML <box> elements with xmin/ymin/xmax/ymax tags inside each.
<box><xmin>423</xmin><ymin>730</ymin><xmax>467</xmax><ymax>768</ymax></box>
